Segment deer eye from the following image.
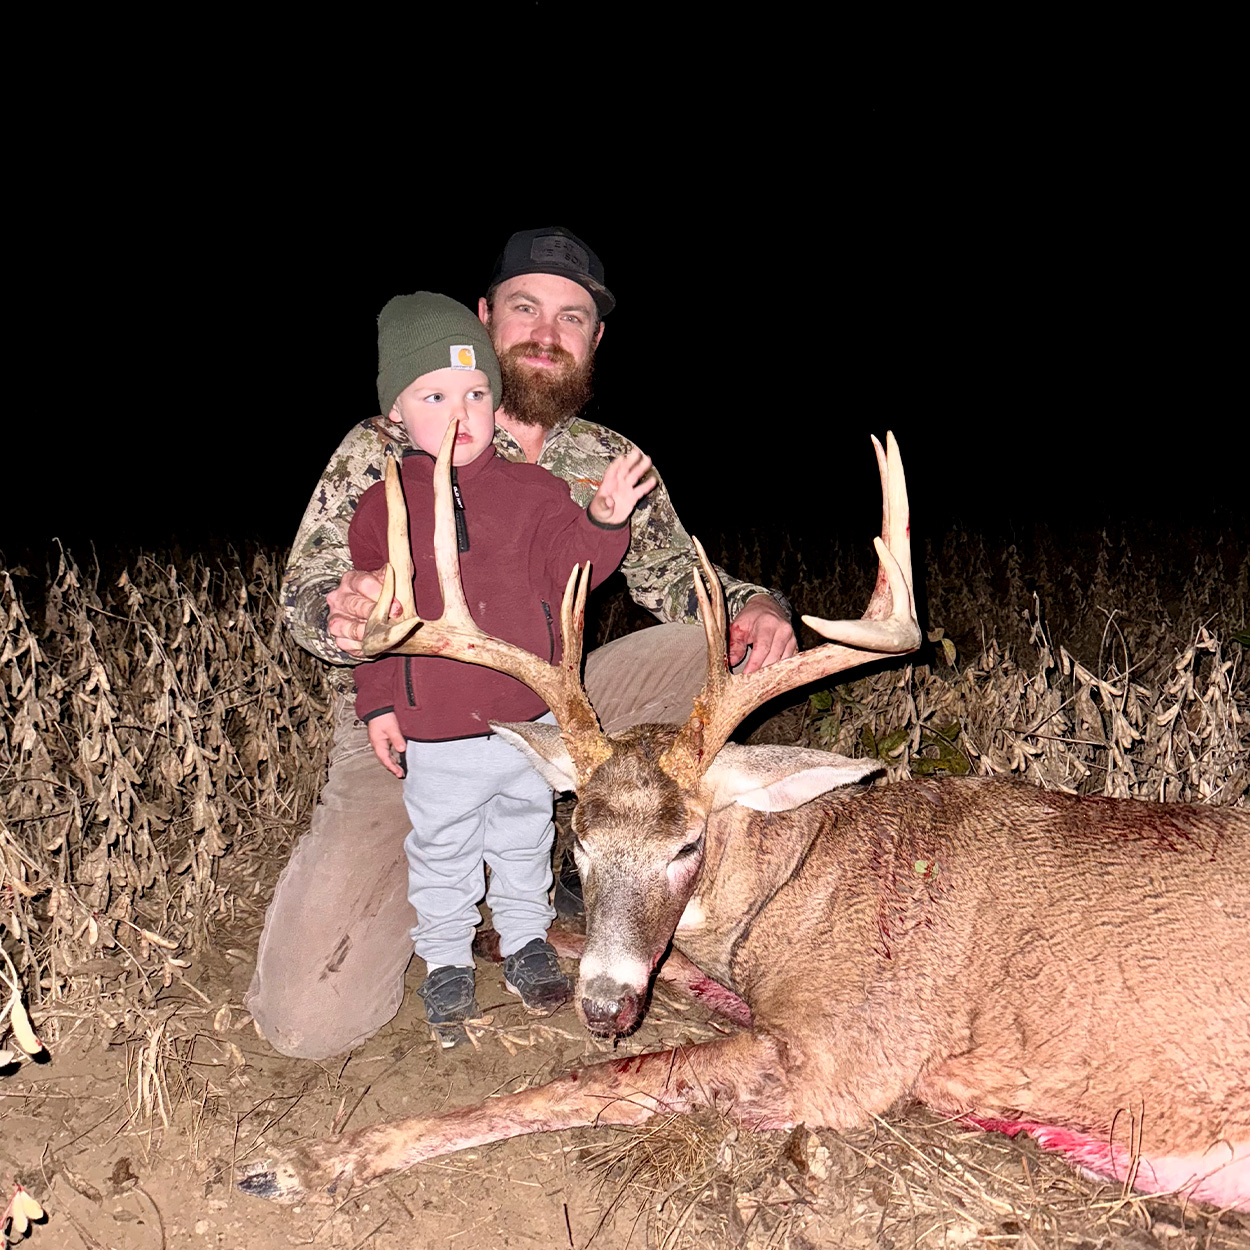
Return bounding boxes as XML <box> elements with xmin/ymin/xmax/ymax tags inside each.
<box><xmin>672</xmin><ymin>833</ymin><xmax>704</xmax><ymax>861</ymax></box>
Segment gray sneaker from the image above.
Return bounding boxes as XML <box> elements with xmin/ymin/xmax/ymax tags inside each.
<box><xmin>417</xmin><ymin>965</ymin><xmax>479</xmax><ymax>1049</ymax></box>
<box><xmin>502</xmin><ymin>939</ymin><xmax>571</xmax><ymax>1015</ymax></box>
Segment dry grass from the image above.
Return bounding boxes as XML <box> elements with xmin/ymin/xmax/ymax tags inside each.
<box><xmin>1</xmin><ymin>548</ymin><xmax>332</xmax><ymax>1096</ymax></box>
<box><xmin>612</xmin><ymin>1104</ymin><xmax>1250</xmax><ymax>1249</ymax></box>
<box><xmin>792</xmin><ymin>606</ymin><xmax>1247</xmax><ymax>809</ymax></box>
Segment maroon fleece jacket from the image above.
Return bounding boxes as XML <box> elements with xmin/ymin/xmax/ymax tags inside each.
<box><xmin>349</xmin><ymin>448</ymin><xmax>629</xmax><ymax>741</ymax></box>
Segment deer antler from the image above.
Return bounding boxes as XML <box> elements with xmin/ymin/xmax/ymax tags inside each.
<box><xmin>658</xmin><ymin>432</ymin><xmax>920</xmax><ymax>788</ymax></box>
<box><xmin>359</xmin><ymin>422</ymin><xmax>613</xmax><ymax>782</ymax></box>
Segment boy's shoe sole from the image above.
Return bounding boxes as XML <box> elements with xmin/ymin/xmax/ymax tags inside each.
<box><xmin>429</xmin><ymin>1020</ymin><xmax>470</xmax><ymax>1049</ymax></box>
<box><xmin>502</xmin><ymin>939</ymin><xmax>571</xmax><ymax>1015</ymax></box>
<box><xmin>418</xmin><ymin>964</ymin><xmax>480</xmax><ymax>1048</ymax></box>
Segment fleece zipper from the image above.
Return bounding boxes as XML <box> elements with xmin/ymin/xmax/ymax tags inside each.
<box><xmin>404</xmin><ymin>448</ymin><xmax>470</xmax><ymax>552</ymax></box>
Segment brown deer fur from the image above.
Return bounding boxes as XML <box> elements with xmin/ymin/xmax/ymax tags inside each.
<box><xmin>239</xmin><ymin>751</ymin><xmax>1249</xmax><ymax>1209</ymax></box>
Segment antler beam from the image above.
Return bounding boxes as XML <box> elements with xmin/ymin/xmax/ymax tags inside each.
<box><xmin>658</xmin><ymin>432</ymin><xmax>920</xmax><ymax>787</ymax></box>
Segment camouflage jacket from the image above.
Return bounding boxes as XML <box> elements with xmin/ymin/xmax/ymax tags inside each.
<box><xmin>281</xmin><ymin>413</ymin><xmax>786</xmax><ymax>687</ymax></box>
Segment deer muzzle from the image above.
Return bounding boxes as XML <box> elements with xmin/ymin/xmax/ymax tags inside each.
<box><xmin>575</xmin><ymin>942</ymin><xmax>656</xmax><ymax>1037</ymax></box>
<box><xmin>579</xmin><ymin>976</ymin><xmax>645</xmax><ymax>1036</ymax></box>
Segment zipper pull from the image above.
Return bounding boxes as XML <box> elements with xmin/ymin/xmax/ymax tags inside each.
<box><xmin>451</xmin><ymin>467</ymin><xmax>469</xmax><ymax>552</ymax></box>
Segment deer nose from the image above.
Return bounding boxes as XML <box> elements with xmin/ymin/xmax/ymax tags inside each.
<box><xmin>581</xmin><ymin>988</ymin><xmax>641</xmax><ymax>1036</ymax></box>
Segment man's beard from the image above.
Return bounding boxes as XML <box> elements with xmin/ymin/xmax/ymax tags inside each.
<box><xmin>498</xmin><ymin>341</ymin><xmax>595</xmax><ymax>430</ymax></box>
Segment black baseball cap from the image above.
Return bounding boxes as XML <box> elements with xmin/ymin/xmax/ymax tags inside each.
<box><xmin>487</xmin><ymin>226</ymin><xmax>615</xmax><ymax>316</ymax></box>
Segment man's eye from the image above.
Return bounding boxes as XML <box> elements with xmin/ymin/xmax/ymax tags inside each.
<box><xmin>561</xmin><ymin>314</ymin><xmax>582</xmax><ymax>325</ymax></box>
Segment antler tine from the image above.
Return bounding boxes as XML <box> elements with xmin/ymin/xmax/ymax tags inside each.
<box><xmin>550</xmin><ymin>562</ymin><xmax>612</xmax><ymax>774</ymax></box>
<box><xmin>655</xmin><ymin>538</ymin><xmax>735</xmax><ymax>787</ymax></box>
<box><xmin>802</xmin><ymin>432</ymin><xmax>916</xmax><ymax>650</ymax></box>
<box><xmin>359</xmin><ymin>421</ymin><xmax>613</xmax><ymax>783</ymax></box>
<box><xmin>689</xmin><ymin>534</ymin><xmax>731</xmax><ymax>699</ymax></box>
<box><xmin>559</xmin><ymin>562</ymin><xmax>589</xmax><ymax>678</ymax></box>
<box><xmin>362</xmin><ymin>452</ymin><xmax>423</xmax><ymax>655</ymax></box>
<box><xmin>691</xmin><ymin>537</ymin><xmax>729</xmax><ymax>663</ymax></box>
<box><xmin>658</xmin><ymin>431</ymin><xmax>922</xmax><ymax>788</ymax></box>
<box><xmin>387</xmin><ymin>449</ymin><xmax>418</xmax><ymax>619</ymax></box>
<box><xmin>429</xmin><ymin>423</ymin><xmax>474</xmax><ymax>628</ymax></box>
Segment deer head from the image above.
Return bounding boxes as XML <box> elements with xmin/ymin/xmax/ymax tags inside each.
<box><xmin>361</xmin><ymin>423</ymin><xmax>920</xmax><ymax>1037</ymax></box>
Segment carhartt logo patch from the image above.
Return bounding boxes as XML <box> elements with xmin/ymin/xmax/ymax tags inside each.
<box><xmin>451</xmin><ymin>345</ymin><xmax>476</xmax><ymax>370</ymax></box>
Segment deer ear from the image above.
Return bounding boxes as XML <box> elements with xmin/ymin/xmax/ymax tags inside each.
<box><xmin>490</xmin><ymin>722</ymin><xmax>580</xmax><ymax>793</ymax></box>
<box><xmin>704</xmin><ymin>744</ymin><xmax>881</xmax><ymax>813</ymax></box>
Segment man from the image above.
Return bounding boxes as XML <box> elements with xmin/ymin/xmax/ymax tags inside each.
<box><xmin>249</xmin><ymin>228</ymin><xmax>796</xmax><ymax>1059</ymax></box>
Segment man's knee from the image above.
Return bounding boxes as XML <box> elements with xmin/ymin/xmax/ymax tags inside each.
<box><xmin>247</xmin><ymin>974</ymin><xmax>405</xmax><ymax>1060</ymax></box>
<box><xmin>584</xmin><ymin>623</ymin><xmax>708</xmax><ymax>735</ymax></box>
<box><xmin>246</xmin><ymin>697</ymin><xmax>415</xmax><ymax>1060</ymax></box>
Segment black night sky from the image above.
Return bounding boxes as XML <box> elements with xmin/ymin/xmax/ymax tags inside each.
<box><xmin>3</xmin><ymin>94</ymin><xmax>1243</xmax><ymax>566</ymax></box>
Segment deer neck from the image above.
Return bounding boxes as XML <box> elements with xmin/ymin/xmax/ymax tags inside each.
<box><xmin>673</xmin><ymin>801</ymin><xmax>824</xmax><ymax>994</ymax></box>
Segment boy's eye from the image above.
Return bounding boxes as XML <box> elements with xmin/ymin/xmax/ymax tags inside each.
<box><xmin>467</xmin><ymin>390</ymin><xmax>489</xmax><ymax>402</ymax></box>
<box><xmin>422</xmin><ymin>393</ymin><xmax>444</xmax><ymax>404</ymax></box>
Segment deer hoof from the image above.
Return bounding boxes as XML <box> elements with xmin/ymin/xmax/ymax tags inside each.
<box><xmin>237</xmin><ymin>1160</ymin><xmax>303</xmax><ymax>1204</ymax></box>
<box><xmin>236</xmin><ymin>1154</ymin><xmax>344</xmax><ymax>1206</ymax></box>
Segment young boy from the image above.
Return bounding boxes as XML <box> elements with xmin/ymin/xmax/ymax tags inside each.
<box><xmin>349</xmin><ymin>292</ymin><xmax>654</xmax><ymax>1047</ymax></box>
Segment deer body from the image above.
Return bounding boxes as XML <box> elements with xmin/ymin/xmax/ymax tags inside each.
<box><xmin>239</xmin><ymin>758</ymin><xmax>1250</xmax><ymax>1209</ymax></box>
<box><xmin>675</xmin><ymin>778</ymin><xmax>1249</xmax><ymax>1177</ymax></box>
<box><xmin>504</xmin><ymin>715</ymin><xmax>1249</xmax><ymax>1207</ymax></box>
<box><xmin>238</xmin><ymin>431</ymin><xmax>1249</xmax><ymax>1210</ymax></box>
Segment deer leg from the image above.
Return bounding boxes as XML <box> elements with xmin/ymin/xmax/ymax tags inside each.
<box><xmin>237</xmin><ymin>1030</ymin><xmax>791</xmax><ymax>1206</ymax></box>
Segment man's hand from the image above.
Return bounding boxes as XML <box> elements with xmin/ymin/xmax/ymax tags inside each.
<box><xmin>327</xmin><ymin>567</ymin><xmax>402</xmax><ymax>656</ymax></box>
<box><xmin>727</xmin><ymin>594</ymin><xmax>798</xmax><ymax>674</ymax></box>
<box><xmin>589</xmin><ymin>448</ymin><xmax>656</xmax><ymax>526</ymax></box>
<box><xmin>366</xmin><ymin>711</ymin><xmax>407</xmax><ymax>778</ymax></box>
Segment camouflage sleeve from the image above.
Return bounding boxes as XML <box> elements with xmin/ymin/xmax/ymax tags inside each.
<box><xmin>280</xmin><ymin>420</ymin><xmax>399</xmax><ymax>665</ymax></box>
<box><xmin>550</xmin><ymin>421</ymin><xmax>790</xmax><ymax>626</ymax></box>
<box><xmin>622</xmin><ymin>469</ymin><xmax>789</xmax><ymax>624</ymax></box>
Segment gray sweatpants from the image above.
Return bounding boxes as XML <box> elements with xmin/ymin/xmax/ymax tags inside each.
<box><xmin>404</xmin><ymin>713</ymin><xmax>557</xmax><ymax>970</ymax></box>
<box><xmin>245</xmin><ymin>622</ymin><xmax>708</xmax><ymax>1059</ymax></box>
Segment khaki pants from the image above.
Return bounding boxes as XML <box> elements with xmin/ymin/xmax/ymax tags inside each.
<box><xmin>244</xmin><ymin>622</ymin><xmax>708</xmax><ymax>1059</ymax></box>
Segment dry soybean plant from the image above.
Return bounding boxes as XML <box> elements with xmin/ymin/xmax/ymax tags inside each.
<box><xmin>0</xmin><ymin>547</ymin><xmax>332</xmax><ymax>1099</ymax></box>
<box><xmin>801</xmin><ymin>595</ymin><xmax>1248</xmax><ymax>808</ymax></box>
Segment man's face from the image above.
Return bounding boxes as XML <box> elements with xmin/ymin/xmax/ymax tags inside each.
<box><xmin>483</xmin><ymin>273</ymin><xmax>603</xmax><ymax>366</ymax></box>
<box><xmin>479</xmin><ymin>273</ymin><xmax>605</xmax><ymax>429</ymax></box>
<box><xmin>391</xmin><ymin>367</ymin><xmax>495</xmax><ymax>466</ymax></box>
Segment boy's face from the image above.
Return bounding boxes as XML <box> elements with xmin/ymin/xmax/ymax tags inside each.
<box><xmin>392</xmin><ymin>367</ymin><xmax>495</xmax><ymax>466</ymax></box>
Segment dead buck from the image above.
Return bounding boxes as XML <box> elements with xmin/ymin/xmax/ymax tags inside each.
<box><xmin>239</xmin><ymin>426</ymin><xmax>1250</xmax><ymax>1212</ymax></box>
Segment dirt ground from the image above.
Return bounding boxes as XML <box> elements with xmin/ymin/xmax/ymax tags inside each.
<box><xmin>3</xmin><ymin>912</ymin><xmax>1248</xmax><ymax>1249</ymax></box>
<box><xmin>5</xmin><ymin>943</ymin><xmax>1249</xmax><ymax>1250</ymax></box>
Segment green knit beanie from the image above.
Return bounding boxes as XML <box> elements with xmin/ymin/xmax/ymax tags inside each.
<box><xmin>377</xmin><ymin>292</ymin><xmax>502</xmax><ymax>418</ymax></box>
